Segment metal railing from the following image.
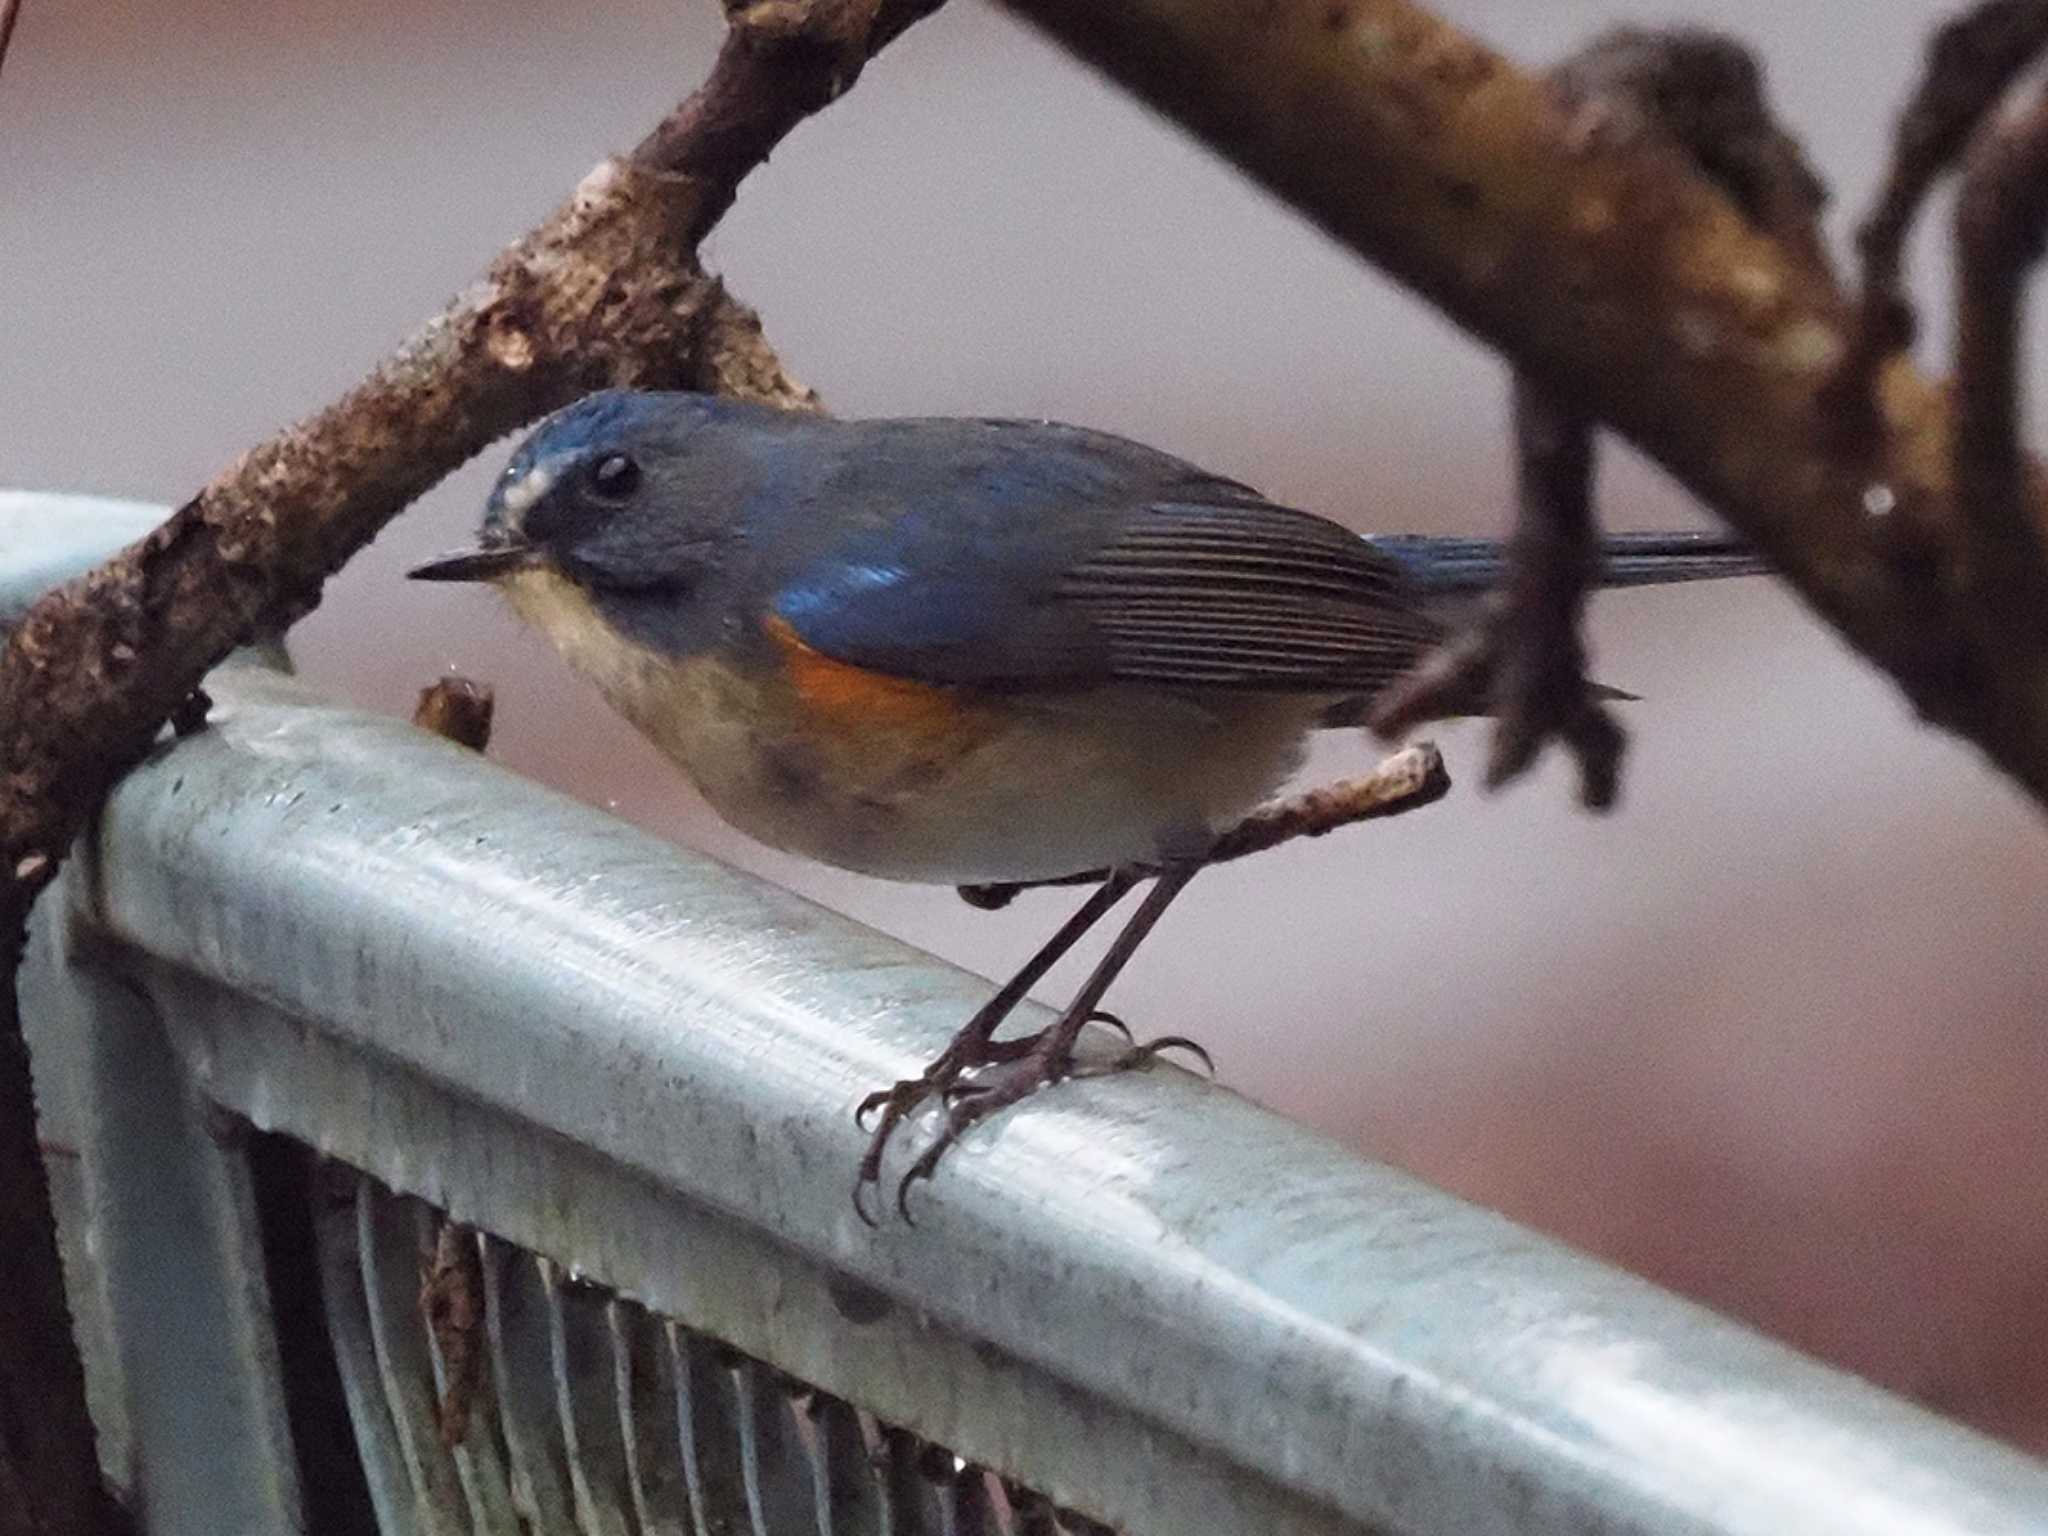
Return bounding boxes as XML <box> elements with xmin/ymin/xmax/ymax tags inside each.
<box><xmin>11</xmin><ymin>491</ymin><xmax>2048</xmax><ymax>1536</ymax></box>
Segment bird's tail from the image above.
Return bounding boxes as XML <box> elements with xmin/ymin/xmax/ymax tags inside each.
<box><xmin>1364</xmin><ymin>529</ymin><xmax>1768</xmax><ymax>594</ymax></box>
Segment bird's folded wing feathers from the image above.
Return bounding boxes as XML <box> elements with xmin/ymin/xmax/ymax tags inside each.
<box><xmin>772</xmin><ymin>450</ymin><xmax>1443</xmax><ymax>697</ymax></box>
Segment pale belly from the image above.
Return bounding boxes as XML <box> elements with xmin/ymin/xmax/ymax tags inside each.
<box><xmin>663</xmin><ymin>669</ymin><xmax>1318</xmax><ymax>884</ymax></box>
<box><xmin>501</xmin><ymin>570</ymin><xmax>1324</xmax><ymax>884</ymax></box>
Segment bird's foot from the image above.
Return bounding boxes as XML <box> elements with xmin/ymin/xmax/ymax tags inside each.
<box><xmin>856</xmin><ymin>864</ymin><xmax>1201</xmax><ymax>1225</ymax></box>
<box><xmin>855</xmin><ymin>1013</ymin><xmax>1211</xmax><ymax>1224</ymax></box>
<box><xmin>853</xmin><ymin>1029</ymin><xmax>1040</xmax><ymax>1226</ymax></box>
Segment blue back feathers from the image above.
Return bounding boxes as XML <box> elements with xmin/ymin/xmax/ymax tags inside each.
<box><xmin>495</xmin><ymin>392</ymin><xmax>1761</xmax><ymax>699</ymax></box>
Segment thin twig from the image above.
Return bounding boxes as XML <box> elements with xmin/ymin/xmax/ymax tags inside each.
<box><xmin>958</xmin><ymin>743</ymin><xmax>1449</xmax><ymax>910</ymax></box>
<box><xmin>419</xmin><ymin>1221</ymin><xmax>488</xmax><ymax>1449</ymax></box>
<box><xmin>413</xmin><ymin>676</ymin><xmax>496</xmax><ymax>753</ymax></box>
<box><xmin>1202</xmin><ymin>741</ymin><xmax>1451</xmax><ymax>860</ymax></box>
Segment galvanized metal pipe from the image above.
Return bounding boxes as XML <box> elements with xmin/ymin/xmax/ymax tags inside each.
<box><xmin>63</xmin><ymin>669</ymin><xmax>2048</xmax><ymax>1535</ymax></box>
<box><xmin>12</xmin><ymin>492</ymin><xmax>2048</xmax><ymax>1534</ymax></box>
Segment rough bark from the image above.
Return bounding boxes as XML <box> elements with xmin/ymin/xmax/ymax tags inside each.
<box><xmin>0</xmin><ymin>3</ymin><xmax>940</xmax><ymax>1529</ymax></box>
<box><xmin>1002</xmin><ymin>0</ymin><xmax>2048</xmax><ymax>808</ymax></box>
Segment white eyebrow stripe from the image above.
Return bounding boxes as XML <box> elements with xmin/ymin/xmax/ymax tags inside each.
<box><xmin>498</xmin><ymin>463</ymin><xmax>556</xmax><ymax>523</ymax></box>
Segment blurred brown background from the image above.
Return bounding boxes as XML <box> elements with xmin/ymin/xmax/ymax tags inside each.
<box><xmin>7</xmin><ymin>0</ymin><xmax>2048</xmax><ymax>1450</ymax></box>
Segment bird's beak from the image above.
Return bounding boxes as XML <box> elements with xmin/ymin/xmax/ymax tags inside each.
<box><xmin>407</xmin><ymin>541</ymin><xmax>538</xmax><ymax>583</ymax></box>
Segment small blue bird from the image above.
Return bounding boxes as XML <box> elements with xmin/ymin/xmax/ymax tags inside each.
<box><xmin>411</xmin><ymin>390</ymin><xmax>1764</xmax><ymax>1218</ymax></box>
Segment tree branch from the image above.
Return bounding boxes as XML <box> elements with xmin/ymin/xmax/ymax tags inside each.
<box><xmin>957</xmin><ymin>743</ymin><xmax>1449</xmax><ymax>911</ymax></box>
<box><xmin>1954</xmin><ymin>85</ymin><xmax>2048</xmax><ymax>662</ymax></box>
<box><xmin>412</xmin><ymin>676</ymin><xmax>496</xmax><ymax>755</ymax></box>
<box><xmin>1000</xmin><ymin>0</ymin><xmax>2048</xmax><ymax>811</ymax></box>
<box><xmin>3</xmin><ymin>0</ymin><xmax>950</xmax><ymax>923</ymax></box>
<box><xmin>0</xmin><ymin>3</ymin><xmax>941</xmax><ymax>1528</ymax></box>
<box><xmin>1840</xmin><ymin>0</ymin><xmax>2048</xmax><ymax>424</ymax></box>
<box><xmin>0</xmin><ymin>0</ymin><xmax>22</xmax><ymax>83</ymax></box>
<box><xmin>1372</xmin><ymin>25</ymin><xmax>1830</xmax><ymax>808</ymax></box>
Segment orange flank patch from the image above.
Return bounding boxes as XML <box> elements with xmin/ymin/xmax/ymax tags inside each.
<box><xmin>763</xmin><ymin>614</ymin><xmax>988</xmax><ymax>744</ymax></box>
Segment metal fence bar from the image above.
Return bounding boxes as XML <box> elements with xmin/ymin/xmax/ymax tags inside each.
<box><xmin>606</xmin><ymin>1297</ymin><xmax>692</xmax><ymax>1536</ymax></box>
<box><xmin>358</xmin><ymin>1182</ymin><xmax>472</xmax><ymax>1534</ymax></box>
<box><xmin>25</xmin><ymin>845</ymin><xmax>306</xmax><ymax>1535</ymax></box>
<box><xmin>41</xmin><ymin>657</ymin><xmax>2048</xmax><ymax>1536</ymax></box>
<box><xmin>0</xmin><ymin>490</ymin><xmax>167</xmax><ymax>621</ymax></box>
<box><xmin>316</xmin><ymin>1179</ymin><xmax>424</xmax><ymax>1536</ymax></box>
<box><xmin>10</xmin><ymin>493</ymin><xmax>2048</xmax><ymax>1534</ymax></box>
<box><xmin>481</xmin><ymin>1234</ymin><xmax>580</xmax><ymax>1531</ymax></box>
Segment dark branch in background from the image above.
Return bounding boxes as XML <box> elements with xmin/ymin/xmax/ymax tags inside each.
<box><xmin>1544</xmin><ymin>25</ymin><xmax>1835</xmax><ymax>286</ymax></box>
<box><xmin>1000</xmin><ymin>0</ymin><xmax>2048</xmax><ymax>811</ymax></box>
<box><xmin>0</xmin><ymin>4</ymin><xmax>940</xmax><ymax>1530</ymax></box>
<box><xmin>1490</xmin><ymin>387</ymin><xmax>1621</xmax><ymax>805</ymax></box>
<box><xmin>1373</xmin><ymin>26</ymin><xmax>1832</xmax><ymax>807</ymax></box>
<box><xmin>1836</xmin><ymin>0</ymin><xmax>2048</xmax><ymax>427</ymax></box>
<box><xmin>1954</xmin><ymin>79</ymin><xmax>2048</xmax><ymax>662</ymax></box>
<box><xmin>957</xmin><ymin>743</ymin><xmax>1449</xmax><ymax>911</ymax></box>
<box><xmin>7</xmin><ymin>0</ymin><xmax>2048</xmax><ymax>1517</ymax></box>
<box><xmin>0</xmin><ymin>0</ymin><xmax>22</xmax><ymax>83</ymax></box>
<box><xmin>1372</xmin><ymin>388</ymin><xmax>1623</xmax><ymax>805</ymax></box>
<box><xmin>410</xmin><ymin>683</ymin><xmax>493</xmax><ymax>1450</ymax></box>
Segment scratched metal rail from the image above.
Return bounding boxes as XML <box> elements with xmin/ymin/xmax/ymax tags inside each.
<box><xmin>12</xmin><ymin>492</ymin><xmax>2048</xmax><ymax>1536</ymax></box>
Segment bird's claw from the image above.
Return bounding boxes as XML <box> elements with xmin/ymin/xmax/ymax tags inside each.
<box><xmin>851</xmin><ymin>1017</ymin><xmax>1217</xmax><ymax>1224</ymax></box>
<box><xmin>894</xmin><ymin>1064</ymin><xmax>1054</xmax><ymax>1221</ymax></box>
<box><xmin>1106</xmin><ymin>1032</ymin><xmax>1214</xmax><ymax>1076</ymax></box>
<box><xmin>852</xmin><ymin>1036</ymin><xmax>1026</xmax><ymax>1225</ymax></box>
<box><xmin>852</xmin><ymin>1073</ymin><xmax>942</xmax><ymax>1226</ymax></box>
<box><xmin>852</xmin><ymin>1086</ymin><xmax>892</xmax><ymax>1132</ymax></box>
<box><xmin>1085</xmin><ymin>1008</ymin><xmax>1133</xmax><ymax>1042</ymax></box>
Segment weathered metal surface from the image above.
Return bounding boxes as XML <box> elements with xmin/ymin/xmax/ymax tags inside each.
<box><xmin>12</xmin><ymin>489</ymin><xmax>2048</xmax><ymax>1535</ymax></box>
<box><xmin>321</xmin><ymin>1170</ymin><xmax>1061</xmax><ymax>1536</ymax></box>
<box><xmin>25</xmin><ymin>873</ymin><xmax>306</xmax><ymax>1533</ymax></box>
<box><xmin>138</xmin><ymin>950</ymin><xmax>1340</xmax><ymax>1535</ymax></box>
<box><xmin>66</xmin><ymin>658</ymin><xmax>2048</xmax><ymax>1536</ymax></box>
<box><xmin>0</xmin><ymin>490</ymin><xmax>167</xmax><ymax>620</ymax></box>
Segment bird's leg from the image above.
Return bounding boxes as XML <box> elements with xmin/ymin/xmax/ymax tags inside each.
<box><xmin>854</xmin><ymin>868</ymin><xmax>1141</xmax><ymax>1221</ymax></box>
<box><xmin>858</xmin><ymin>750</ymin><xmax>1451</xmax><ymax>1222</ymax></box>
<box><xmin>893</xmin><ymin>861</ymin><xmax>1203</xmax><ymax>1220</ymax></box>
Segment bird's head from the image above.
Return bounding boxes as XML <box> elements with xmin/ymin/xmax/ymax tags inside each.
<box><xmin>408</xmin><ymin>389</ymin><xmax>758</xmax><ymax>594</ymax></box>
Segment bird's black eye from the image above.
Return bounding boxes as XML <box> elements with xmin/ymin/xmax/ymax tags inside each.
<box><xmin>587</xmin><ymin>452</ymin><xmax>640</xmax><ymax>500</ymax></box>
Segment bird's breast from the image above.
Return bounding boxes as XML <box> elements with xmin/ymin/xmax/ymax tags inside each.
<box><xmin>503</xmin><ymin>570</ymin><xmax>1318</xmax><ymax>883</ymax></box>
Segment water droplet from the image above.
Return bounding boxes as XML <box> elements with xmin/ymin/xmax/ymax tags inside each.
<box><xmin>1862</xmin><ymin>483</ymin><xmax>1897</xmax><ymax>518</ymax></box>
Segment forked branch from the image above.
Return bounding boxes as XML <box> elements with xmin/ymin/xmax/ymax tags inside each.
<box><xmin>1003</xmin><ymin>0</ymin><xmax>2048</xmax><ymax>809</ymax></box>
<box><xmin>0</xmin><ymin>6</ymin><xmax>941</xmax><ymax>1530</ymax></box>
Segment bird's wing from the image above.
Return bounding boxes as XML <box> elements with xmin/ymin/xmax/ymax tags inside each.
<box><xmin>770</xmin><ymin>420</ymin><xmax>1443</xmax><ymax>696</ymax></box>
